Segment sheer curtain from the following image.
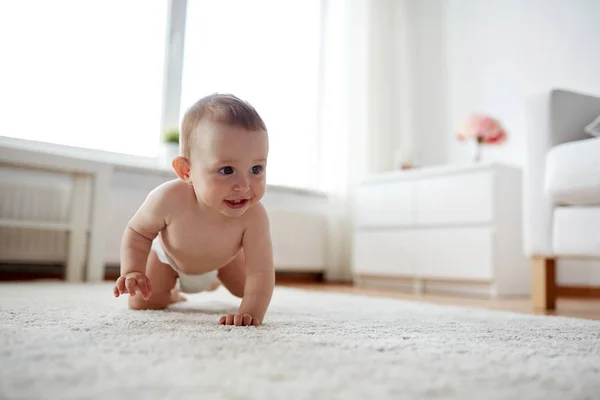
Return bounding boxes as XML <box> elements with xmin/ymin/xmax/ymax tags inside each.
<box><xmin>317</xmin><ymin>0</ymin><xmax>371</xmax><ymax>281</ymax></box>
<box><xmin>319</xmin><ymin>0</ymin><xmax>406</xmax><ymax>281</ymax></box>
<box><xmin>0</xmin><ymin>0</ymin><xmax>168</xmax><ymax>157</ymax></box>
<box><xmin>180</xmin><ymin>0</ymin><xmax>321</xmax><ymax>189</ymax></box>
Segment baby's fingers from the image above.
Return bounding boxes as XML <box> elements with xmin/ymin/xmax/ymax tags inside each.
<box><xmin>117</xmin><ymin>277</ymin><xmax>127</xmax><ymax>295</ymax></box>
<box><xmin>219</xmin><ymin>314</ymin><xmax>260</xmax><ymax>326</ymax></box>
<box><xmin>233</xmin><ymin>313</ymin><xmax>243</xmax><ymax>326</ymax></box>
<box><xmin>137</xmin><ymin>278</ymin><xmax>151</xmax><ymax>300</ymax></box>
<box><xmin>145</xmin><ymin>278</ymin><xmax>152</xmax><ymax>296</ymax></box>
<box><xmin>125</xmin><ymin>277</ymin><xmax>138</xmax><ymax>297</ymax></box>
<box><xmin>113</xmin><ymin>285</ymin><xmax>120</xmax><ymax>297</ymax></box>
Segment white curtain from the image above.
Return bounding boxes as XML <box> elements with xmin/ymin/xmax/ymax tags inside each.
<box><xmin>318</xmin><ymin>0</ymin><xmax>412</xmax><ymax>281</ymax></box>
<box><xmin>319</xmin><ymin>0</ymin><xmax>366</xmax><ymax>281</ymax></box>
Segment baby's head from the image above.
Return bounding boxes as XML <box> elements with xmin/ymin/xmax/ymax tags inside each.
<box><xmin>173</xmin><ymin>93</ymin><xmax>268</xmax><ymax>217</ymax></box>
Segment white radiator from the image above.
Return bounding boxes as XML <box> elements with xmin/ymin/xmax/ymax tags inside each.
<box><xmin>0</xmin><ymin>168</ymin><xmax>71</xmax><ymax>263</ymax></box>
<box><xmin>0</xmin><ymin>167</ymin><xmax>167</xmax><ymax>266</ymax></box>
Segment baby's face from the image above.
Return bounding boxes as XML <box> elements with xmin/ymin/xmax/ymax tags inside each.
<box><xmin>189</xmin><ymin>120</ymin><xmax>268</xmax><ymax>217</ymax></box>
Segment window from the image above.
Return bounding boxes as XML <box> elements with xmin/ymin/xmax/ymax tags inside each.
<box><xmin>0</xmin><ymin>0</ymin><xmax>323</xmax><ymax>189</ymax></box>
<box><xmin>180</xmin><ymin>0</ymin><xmax>322</xmax><ymax>189</ymax></box>
<box><xmin>0</xmin><ymin>0</ymin><xmax>168</xmax><ymax>157</ymax></box>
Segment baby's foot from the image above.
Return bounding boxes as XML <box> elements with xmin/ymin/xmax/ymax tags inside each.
<box><xmin>207</xmin><ymin>280</ymin><xmax>221</xmax><ymax>291</ymax></box>
<box><xmin>170</xmin><ymin>288</ymin><xmax>187</xmax><ymax>303</ymax></box>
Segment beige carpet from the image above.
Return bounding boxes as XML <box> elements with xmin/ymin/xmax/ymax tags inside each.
<box><xmin>1</xmin><ymin>282</ymin><xmax>599</xmax><ymax>400</ymax></box>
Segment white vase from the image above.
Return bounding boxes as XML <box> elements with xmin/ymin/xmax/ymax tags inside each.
<box><xmin>158</xmin><ymin>143</ymin><xmax>179</xmax><ymax>167</ymax></box>
<box><xmin>471</xmin><ymin>139</ymin><xmax>482</xmax><ymax>163</ymax></box>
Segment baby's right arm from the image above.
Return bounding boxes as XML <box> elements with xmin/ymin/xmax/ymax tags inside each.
<box><xmin>113</xmin><ymin>185</ymin><xmax>170</xmax><ymax>299</ymax></box>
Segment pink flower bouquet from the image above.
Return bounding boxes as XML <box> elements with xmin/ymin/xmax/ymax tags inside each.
<box><xmin>457</xmin><ymin>115</ymin><xmax>507</xmax><ymax>161</ymax></box>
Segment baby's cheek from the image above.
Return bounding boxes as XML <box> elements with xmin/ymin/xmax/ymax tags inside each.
<box><xmin>252</xmin><ymin>177</ymin><xmax>265</xmax><ymax>189</ymax></box>
<box><xmin>202</xmin><ymin>175</ymin><xmax>221</xmax><ymax>188</ymax></box>
<box><xmin>194</xmin><ymin>177</ymin><xmax>219</xmax><ymax>198</ymax></box>
<box><xmin>253</xmin><ymin>186</ymin><xmax>266</xmax><ymax>202</ymax></box>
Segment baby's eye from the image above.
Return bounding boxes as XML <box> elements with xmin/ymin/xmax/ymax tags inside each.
<box><xmin>250</xmin><ymin>165</ymin><xmax>263</xmax><ymax>175</ymax></box>
<box><xmin>219</xmin><ymin>166</ymin><xmax>234</xmax><ymax>175</ymax></box>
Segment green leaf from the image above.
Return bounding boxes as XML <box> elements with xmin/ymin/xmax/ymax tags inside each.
<box><xmin>163</xmin><ymin>128</ymin><xmax>179</xmax><ymax>143</ymax></box>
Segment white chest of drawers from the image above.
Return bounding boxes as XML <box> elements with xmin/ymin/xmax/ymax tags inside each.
<box><xmin>351</xmin><ymin>162</ymin><xmax>530</xmax><ymax>297</ymax></box>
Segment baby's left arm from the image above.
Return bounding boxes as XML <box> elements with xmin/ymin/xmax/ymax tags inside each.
<box><xmin>234</xmin><ymin>203</ymin><xmax>274</xmax><ymax>325</ymax></box>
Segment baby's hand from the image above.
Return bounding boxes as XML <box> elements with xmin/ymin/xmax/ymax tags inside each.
<box><xmin>219</xmin><ymin>313</ymin><xmax>260</xmax><ymax>326</ymax></box>
<box><xmin>113</xmin><ymin>272</ymin><xmax>152</xmax><ymax>300</ymax></box>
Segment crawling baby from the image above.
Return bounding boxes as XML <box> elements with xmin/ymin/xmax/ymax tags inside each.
<box><xmin>113</xmin><ymin>93</ymin><xmax>274</xmax><ymax>326</ymax></box>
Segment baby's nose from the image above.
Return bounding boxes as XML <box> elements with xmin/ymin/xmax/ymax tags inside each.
<box><xmin>233</xmin><ymin>176</ymin><xmax>250</xmax><ymax>191</ymax></box>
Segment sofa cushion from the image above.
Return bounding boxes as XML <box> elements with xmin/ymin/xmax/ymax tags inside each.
<box><xmin>545</xmin><ymin>136</ymin><xmax>600</xmax><ymax>205</ymax></box>
<box><xmin>553</xmin><ymin>207</ymin><xmax>600</xmax><ymax>257</ymax></box>
<box><xmin>585</xmin><ymin>113</ymin><xmax>600</xmax><ymax>137</ymax></box>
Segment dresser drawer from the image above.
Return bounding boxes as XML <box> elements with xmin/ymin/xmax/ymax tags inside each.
<box><xmin>415</xmin><ymin>171</ymin><xmax>493</xmax><ymax>225</ymax></box>
<box><xmin>352</xmin><ymin>230</ymin><xmax>415</xmax><ymax>276</ymax></box>
<box><xmin>355</xmin><ymin>181</ymin><xmax>414</xmax><ymax>227</ymax></box>
<box><xmin>415</xmin><ymin>227</ymin><xmax>493</xmax><ymax>280</ymax></box>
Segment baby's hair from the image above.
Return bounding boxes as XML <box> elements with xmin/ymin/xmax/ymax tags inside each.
<box><xmin>180</xmin><ymin>93</ymin><xmax>267</xmax><ymax>159</ymax></box>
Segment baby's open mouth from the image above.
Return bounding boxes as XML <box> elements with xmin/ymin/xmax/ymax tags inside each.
<box><xmin>224</xmin><ymin>198</ymin><xmax>250</xmax><ymax>209</ymax></box>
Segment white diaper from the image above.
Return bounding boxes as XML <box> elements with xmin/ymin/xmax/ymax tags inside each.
<box><xmin>151</xmin><ymin>237</ymin><xmax>219</xmax><ymax>294</ymax></box>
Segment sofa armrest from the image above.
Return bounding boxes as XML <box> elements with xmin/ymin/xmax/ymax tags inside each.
<box><xmin>523</xmin><ymin>92</ymin><xmax>554</xmax><ymax>258</ymax></box>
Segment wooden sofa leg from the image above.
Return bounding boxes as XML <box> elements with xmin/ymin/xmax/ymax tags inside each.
<box><xmin>531</xmin><ymin>257</ymin><xmax>556</xmax><ymax>310</ymax></box>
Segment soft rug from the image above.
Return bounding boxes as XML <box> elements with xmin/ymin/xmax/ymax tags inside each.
<box><xmin>0</xmin><ymin>282</ymin><xmax>599</xmax><ymax>400</ymax></box>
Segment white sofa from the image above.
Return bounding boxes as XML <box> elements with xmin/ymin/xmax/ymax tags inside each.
<box><xmin>524</xmin><ymin>89</ymin><xmax>600</xmax><ymax>309</ymax></box>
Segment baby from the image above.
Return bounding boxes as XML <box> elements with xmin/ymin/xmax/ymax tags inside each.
<box><xmin>113</xmin><ymin>93</ymin><xmax>274</xmax><ymax>326</ymax></box>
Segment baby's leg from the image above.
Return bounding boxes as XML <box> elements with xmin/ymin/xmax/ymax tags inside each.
<box><xmin>217</xmin><ymin>250</ymin><xmax>246</xmax><ymax>298</ymax></box>
<box><xmin>129</xmin><ymin>250</ymin><xmax>178</xmax><ymax>310</ymax></box>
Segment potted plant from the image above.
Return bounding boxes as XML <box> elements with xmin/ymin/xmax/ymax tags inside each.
<box><xmin>159</xmin><ymin>127</ymin><xmax>180</xmax><ymax>166</ymax></box>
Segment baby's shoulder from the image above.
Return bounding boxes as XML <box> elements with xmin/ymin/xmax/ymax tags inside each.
<box><xmin>145</xmin><ymin>179</ymin><xmax>191</xmax><ymax>209</ymax></box>
<box><xmin>157</xmin><ymin>179</ymin><xmax>190</xmax><ymax>196</ymax></box>
<box><xmin>243</xmin><ymin>201</ymin><xmax>270</xmax><ymax>228</ymax></box>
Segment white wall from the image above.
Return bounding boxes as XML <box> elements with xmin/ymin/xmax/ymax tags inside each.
<box><xmin>366</xmin><ymin>0</ymin><xmax>403</xmax><ymax>173</ymax></box>
<box><xmin>404</xmin><ymin>0</ymin><xmax>448</xmax><ymax>167</ymax></box>
<box><xmin>409</xmin><ymin>0</ymin><xmax>600</xmax><ymax>167</ymax></box>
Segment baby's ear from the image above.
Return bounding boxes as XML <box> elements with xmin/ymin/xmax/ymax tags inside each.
<box><xmin>172</xmin><ymin>156</ymin><xmax>192</xmax><ymax>183</ymax></box>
